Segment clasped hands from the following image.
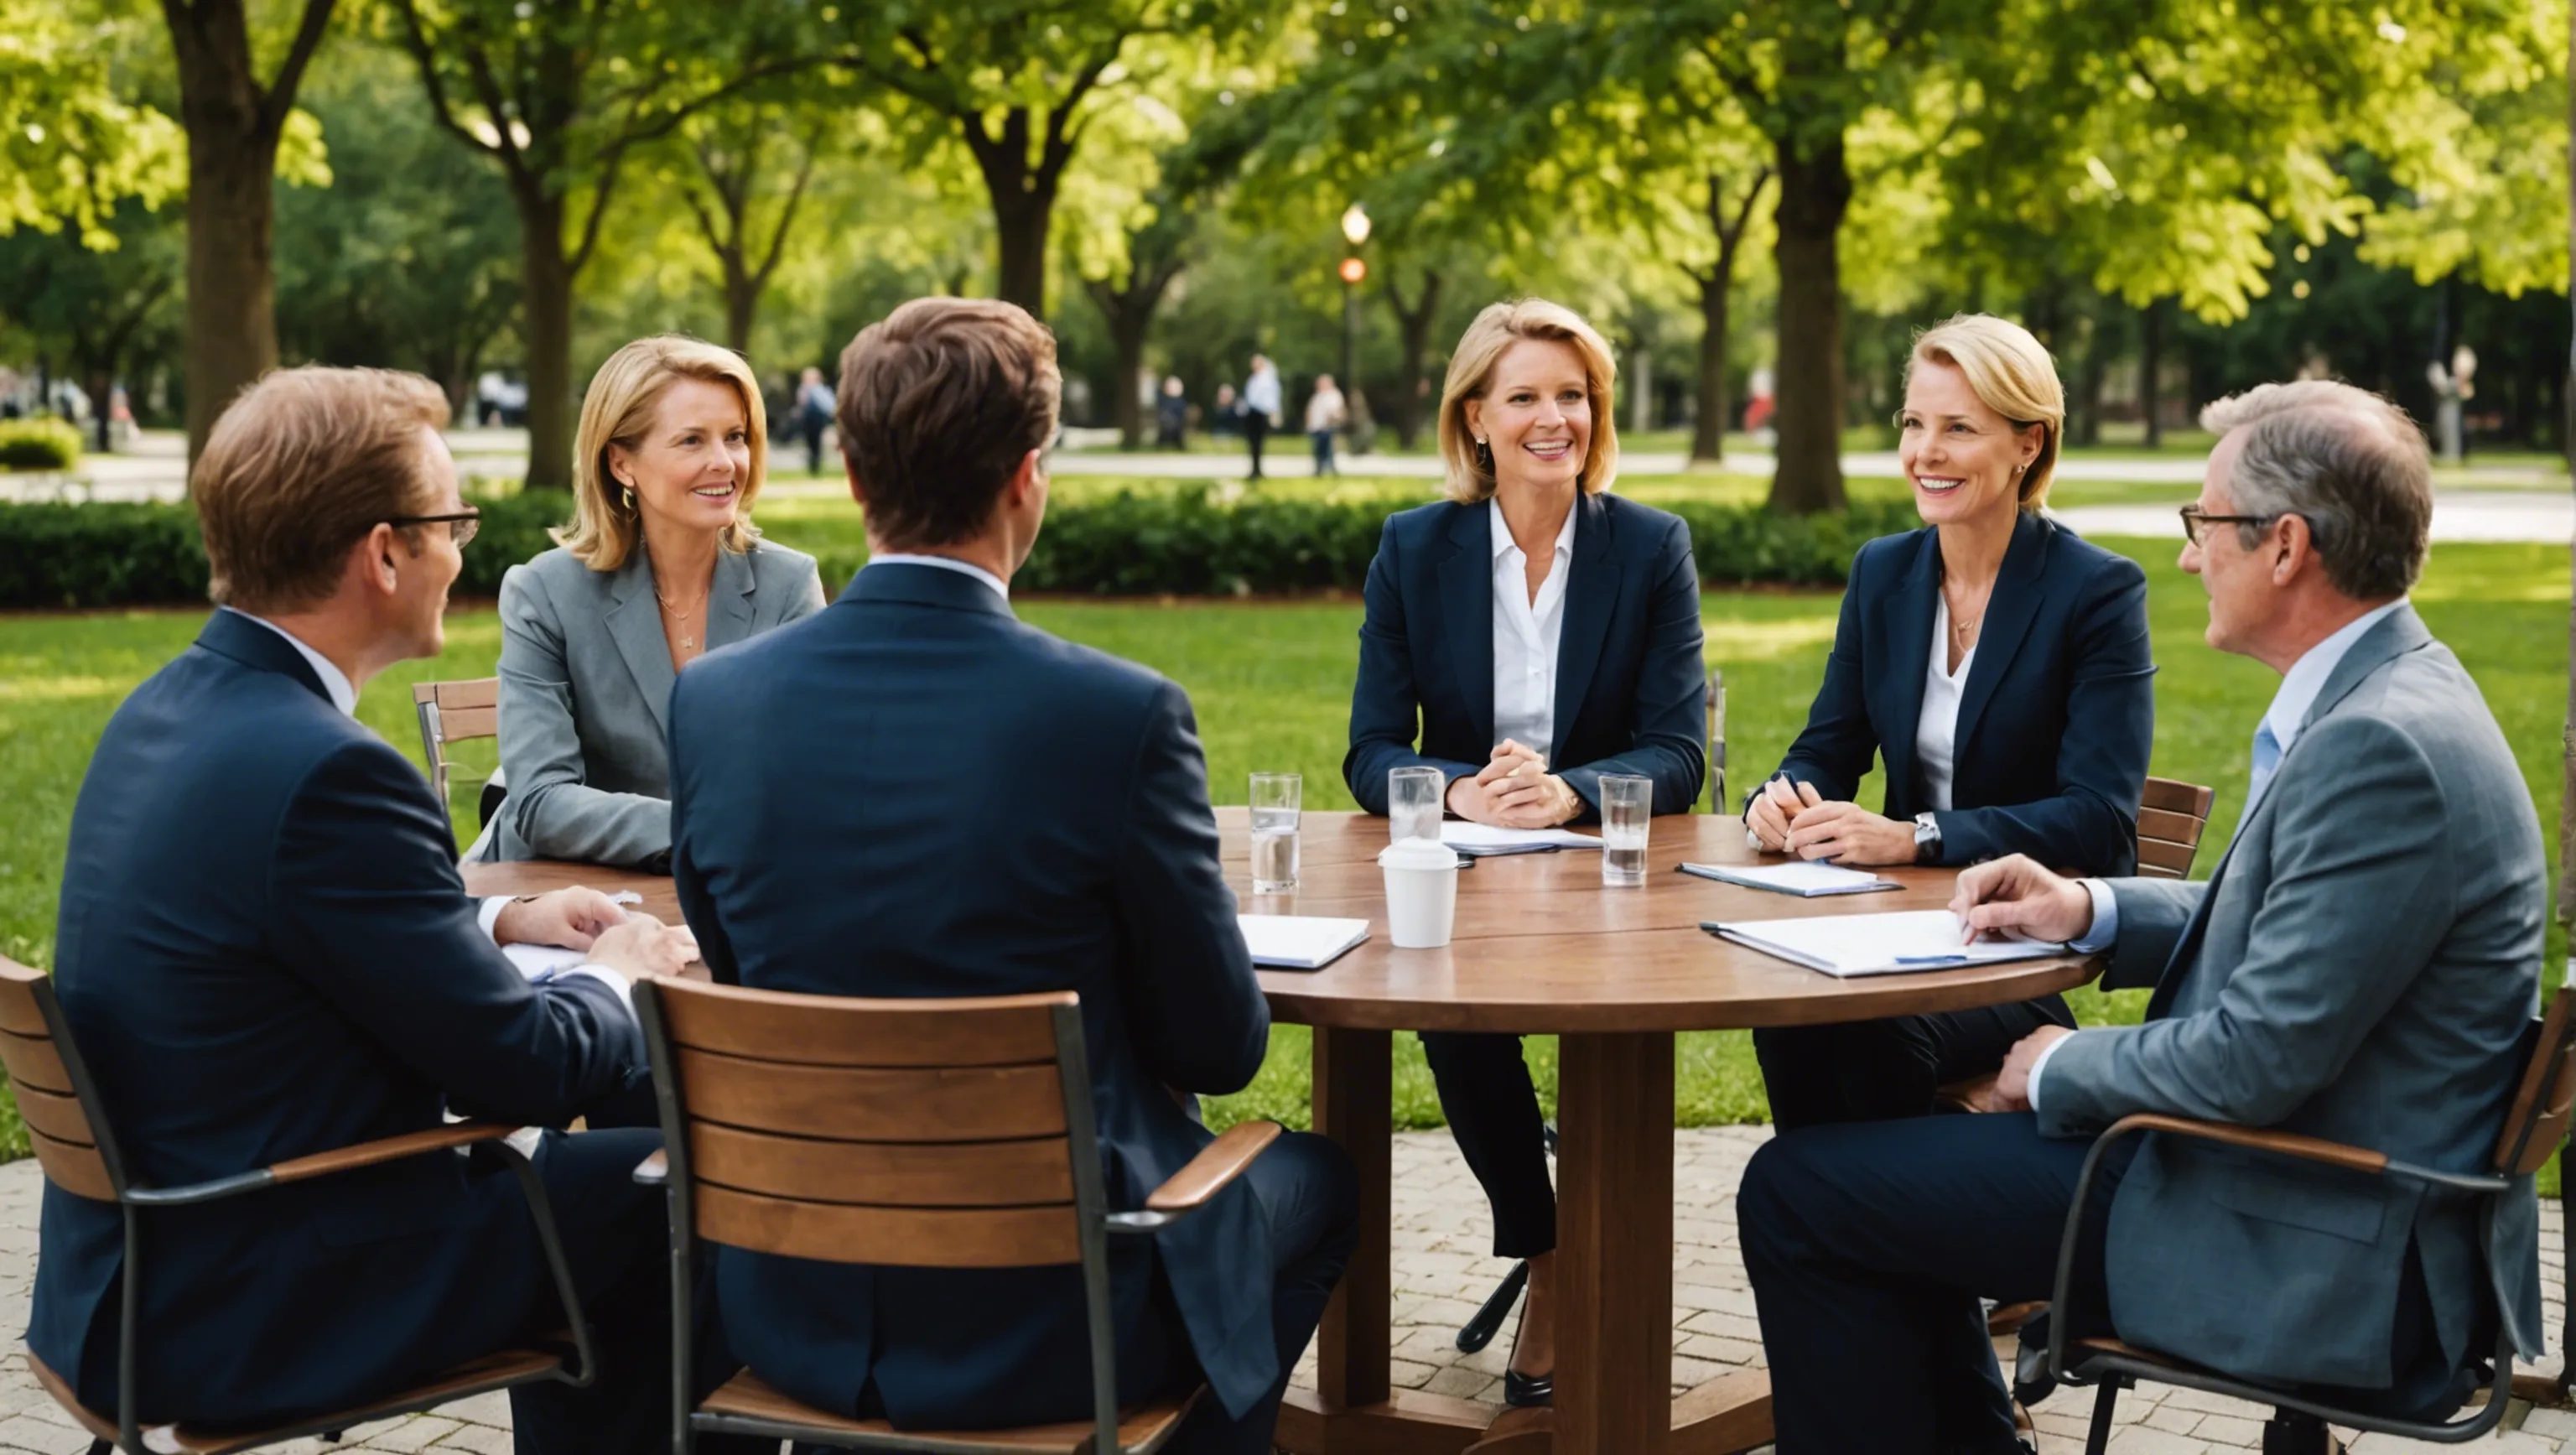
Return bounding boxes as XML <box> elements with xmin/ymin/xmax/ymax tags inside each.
<box><xmin>1445</xmin><ymin>739</ymin><xmax>1584</xmax><ymax>828</ymax></box>
<box><xmin>1745</xmin><ymin>777</ymin><xmax>1917</xmax><ymax>865</ymax></box>
<box><xmin>492</xmin><ymin>887</ymin><xmax>699</xmax><ymax>981</ymax></box>
<box><xmin>1942</xmin><ymin>854</ymin><xmax>2094</xmax><ymax>1112</ymax></box>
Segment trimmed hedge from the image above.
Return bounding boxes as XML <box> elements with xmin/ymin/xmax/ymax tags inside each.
<box><xmin>0</xmin><ymin>489</ymin><xmax>576</xmax><ymax>610</ymax></box>
<box><xmin>0</xmin><ymin>488</ymin><xmax>1924</xmax><ymax>610</ymax></box>
<box><xmin>0</xmin><ymin>418</ymin><xmax>82</xmax><ymax>471</ymax></box>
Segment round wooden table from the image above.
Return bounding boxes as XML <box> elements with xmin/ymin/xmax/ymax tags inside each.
<box><xmin>466</xmin><ymin>811</ymin><xmax>2101</xmax><ymax>1455</ymax></box>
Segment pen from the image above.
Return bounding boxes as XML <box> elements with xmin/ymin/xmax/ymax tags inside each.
<box><xmin>1894</xmin><ymin>954</ymin><xmax>1975</xmax><ymax>966</ymax></box>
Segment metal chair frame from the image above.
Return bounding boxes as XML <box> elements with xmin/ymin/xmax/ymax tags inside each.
<box><xmin>8</xmin><ymin>967</ymin><xmax>595</xmax><ymax>1455</ymax></box>
<box><xmin>636</xmin><ymin>981</ymin><xmax>1214</xmax><ymax>1455</ymax></box>
<box><xmin>410</xmin><ymin>678</ymin><xmax>500</xmax><ymax>851</ymax></box>
<box><xmin>2044</xmin><ymin>980</ymin><xmax>2576</xmax><ymax>1452</ymax></box>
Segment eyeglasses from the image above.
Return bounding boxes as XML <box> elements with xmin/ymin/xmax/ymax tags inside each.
<box><xmin>386</xmin><ymin>509</ymin><xmax>481</xmax><ymax>548</ymax></box>
<box><xmin>2178</xmin><ymin>504</ymin><xmax>2278</xmax><ymax>548</ymax></box>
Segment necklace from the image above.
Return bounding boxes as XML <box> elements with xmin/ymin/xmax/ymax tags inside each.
<box><xmin>653</xmin><ymin>585</ymin><xmax>703</xmax><ymax>653</ymax></box>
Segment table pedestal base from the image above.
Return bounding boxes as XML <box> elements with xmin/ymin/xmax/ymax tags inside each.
<box><xmin>1285</xmin><ymin>1027</ymin><xmax>1776</xmax><ymax>1455</ymax></box>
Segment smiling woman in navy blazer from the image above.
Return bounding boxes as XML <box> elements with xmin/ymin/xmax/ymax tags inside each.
<box><xmin>1343</xmin><ymin>299</ymin><xmax>1706</xmax><ymax>1409</ymax></box>
<box><xmin>1748</xmin><ymin>314</ymin><xmax>2154</xmax><ymax>1131</ymax></box>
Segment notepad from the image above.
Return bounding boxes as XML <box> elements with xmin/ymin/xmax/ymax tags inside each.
<box><xmin>1702</xmin><ymin>909</ymin><xmax>2067</xmax><ymax>979</ymax></box>
<box><xmin>1440</xmin><ymin>822</ymin><xmax>1604</xmax><ymax>856</ymax></box>
<box><xmin>1679</xmin><ymin>861</ymin><xmax>1902</xmax><ymax>896</ymax></box>
<box><xmin>1239</xmin><ymin>914</ymin><xmax>1370</xmax><ymax>971</ymax></box>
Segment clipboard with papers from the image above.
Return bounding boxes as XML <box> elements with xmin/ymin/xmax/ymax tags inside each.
<box><xmin>1678</xmin><ymin>860</ymin><xmax>1901</xmax><ymax>896</ymax></box>
<box><xmin>1700</xmin><ymin>909</ymin><xmax>2069</xmax><ymax>979</ymax></box>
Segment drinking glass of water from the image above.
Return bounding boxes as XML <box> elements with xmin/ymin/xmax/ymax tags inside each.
<box><xmin>1600</xmin><ymin>775</ymin><xmax>1652</xmax><ymax>888</ymax></box>
<box><xmin>1250</xmin><ymin>772</ymin><xmax>1302</xmax><ymax>894</ymax></box>
<box><xmin>1389</xmin><ymin>766</ymin><xmax>1445</xmax><ymax>847</ymax></box>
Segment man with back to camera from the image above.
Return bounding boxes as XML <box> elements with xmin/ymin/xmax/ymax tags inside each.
<box><xmin>1735</xmin><ymin>380</ymin><xmax>2546</xmax><ymax>1455</ymax></box>
<box><xmin>665</xmin><ymin>296</ymin><xmax>1358</xmax><ymax>1453</ymax></box>
<box><xmin>29</xmin><ymin>366</ymin><xmax>747</xmax><ymax>1453</ymax></box>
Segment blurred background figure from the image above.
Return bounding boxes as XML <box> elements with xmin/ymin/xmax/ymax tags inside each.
<box><xmin>795</xmin><ymin>365</ymin><xmax>835</xmax><ymax>475</ymax></box>
<box><xmin>1242</xmin><ymin>354</ymin><xmax>1281</xmax><ymax>481</ymax></box>
<box><xmin>1306</xmin><ymin>372</ymin><xmax>1347</xmax><ymax>476</ymax></box>
<box><xmin>1157</xmin><ymin>375</ymin><xmax>1189</xmax><ymax>449</ymax></box>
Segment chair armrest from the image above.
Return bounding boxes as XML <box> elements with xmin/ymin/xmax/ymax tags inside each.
<box><xmin>2103</xmin><ymin>1113</ymin><xmax>2388</xmax><ymax>1175</ymax></box>
<box><xmin>1146</xmin><ymin>1121</ymin><xmax>1282</xmax><ymax>1213</ymax></box>
<box><xmin>125</xmin><ymin>1121</ymin><xmax>525</xmax><ymax>1207</ymax></box>
<box><xmin>634</xmin><ymin>1149</ymin><xmax>667</xmax><ymax>1186</ymax></box>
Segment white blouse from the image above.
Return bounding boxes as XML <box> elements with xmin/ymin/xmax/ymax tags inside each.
<box><xmin>1489</xmin><ymin>498</ymin><xmax>1576</xmax><ymax>756</ymax></box>
<box><xmin>1916</xmin><ymin>593</ymin><xmax>1975</xmax><ymax>812</ymax></box>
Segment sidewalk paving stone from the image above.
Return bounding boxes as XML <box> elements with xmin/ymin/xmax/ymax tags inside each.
<box><xmin>0</xmin><ymin>1130</ymin><xmax>2558</xmax><ymax>1453</ymax></box>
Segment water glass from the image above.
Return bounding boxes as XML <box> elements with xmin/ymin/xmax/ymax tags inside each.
<box><xmin>1389</xmin><ymin>766</ymin><xmax>1446</xmax><ymax>847</ymax></box>
<box><xmin>1600</xmin><ymin>775</ymin><xmax>1652</xmax><ymax>888</ymax></box>
<box><xmin>1249</xmin><ymin>772</ymin><xmax>1302</xmax><ymax>894</ymax></box>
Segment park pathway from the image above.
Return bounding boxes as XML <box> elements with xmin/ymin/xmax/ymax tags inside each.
<box><xmin>0</xmin><ymin>1130</ymin><xmax>2560</xmax><ymax>1454</ymax></box>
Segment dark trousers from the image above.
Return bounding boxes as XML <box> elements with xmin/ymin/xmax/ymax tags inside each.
<box><xmin>513</xmin><ymin>1129</ymin><xmax>765</xmax><ymax>1455</ymax></box>
<box><xmin>1753</xmin><ymin>995</ymin><xmax>2075</xmax><ymax>1131</ymax></box>
<box><xmin>1244</xmin><ymin>415</ymin><xmax>1270</xmax><ymax>478</ymax></box>
<box><xmin>822</xmin><ymin>1129</ymin><xmax>1356</xmax><ymax>1455</ymax></box>
<box><xmin>1310</xmin><ymin>429</ymin><xmax>1337</xmax><ymax>475</ymax></box>
<box><xmin>1419</xmin><ymin>1031</ymin><xmax>1555</xmax><ymax>1257</ymax></box>
<box><xmin>1741</xmin><ymin>1111</ymin><xmax>2463</xmax><ymax>1455</ymax></box>
<box><xmin>801</xmin><ymin>418</ymin><xmax>827</xmax><ymax>475</ymax></box>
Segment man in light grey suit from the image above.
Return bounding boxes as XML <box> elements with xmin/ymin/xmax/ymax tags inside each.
<box><xmin>1737</xmin><ymin>379</ymin><xmax>2546</xmax><ymax>1455</ymax></box>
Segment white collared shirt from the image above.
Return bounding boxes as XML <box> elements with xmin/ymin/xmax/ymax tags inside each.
<box><xmin>1917</xmin><ymin>594</ymin><xmax>1976</xmax><ymax>813</ymax></box>
<box><xmin>2029</xmin><ymin>598</ymin><xmax>2410</xmax><ymax>1110</ymax></box>
<box><xmin>867</xmin><ymin>553</ymin><xmax>1011</xmax><ymax>605</ymax></box>
<box><xmin>1489</xmin><ymin>498</ymin><xmax>1576</xmax><ymax>758</ymax></box>
<box><xmin>223</xmin><ymin>607</ymin><xmax>357</xmax><ymax>717</ymax></box>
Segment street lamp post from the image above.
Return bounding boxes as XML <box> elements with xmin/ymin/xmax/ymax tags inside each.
<box><xmin>1339</xmin><ymin>203</ymin><xmax>1372</xmax><ymax>453</ymax></box>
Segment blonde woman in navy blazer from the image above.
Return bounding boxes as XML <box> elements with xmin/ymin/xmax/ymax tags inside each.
<box><xmin>1343</xmin><ymin>299</ymin><xmax>1706</xmax><ymax>1408</ymax></box>
<box><xmin>1748</xmin><ymin>314</ymin><xmax>2154</xmax><ymax>1130</ymax></box>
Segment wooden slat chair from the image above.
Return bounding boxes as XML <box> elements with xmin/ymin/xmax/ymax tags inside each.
<box><xmin>0</xmin><ymin>954</ymin><xmax>593</xmax><ymax>1455</ymax></box>
<box><xmin>2134</xmin><ymin>776</ymin><xmax>2217</xmax><ymax>881</ymax></box>
<box><xmin>2044</xmin><ymin>969</ymin><xmax>2576</xmax><ymax>1454</ymax></box>
<box><xmin>411</xmin><ymin>677</ymin><xmax>500</xmax><ymax>850</ymax></box>
<box><xmin>633</xmin><ymin>977</ymin><xmax>1285</xmax><ymax>1455</ymax></box>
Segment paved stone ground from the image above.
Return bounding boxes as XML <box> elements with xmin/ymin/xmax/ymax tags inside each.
<box><xmin>0</xmin><ymin>1135</ymin><xmax>2560</xmax><ymax>1454</ymax></box>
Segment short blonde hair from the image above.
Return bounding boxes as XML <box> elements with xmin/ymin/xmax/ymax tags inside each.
<box><xmin>1436</xmin><ymin>299</ymin><xmax>1621</xmax><ymax>502</ymax></box>
<box><xmin>1907</xmin><ymin>314</ymin><xmax>2064</xmax><ymax>510</ymax></box>
<box><xmin>558</xmin><ymin>335</ymin><xmax>769</xmax><ymax>570</ymax></box>
<box><xmin>193</xmin><ymin>366</ymin><xmax>452</xmax><ymax>612</ymax></box>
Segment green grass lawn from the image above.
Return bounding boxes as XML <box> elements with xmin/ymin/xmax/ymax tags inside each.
<box><xmin>0</xmin><ymin>536</ymin><xmax>2567</xmax><ymax>1172</ymax></box>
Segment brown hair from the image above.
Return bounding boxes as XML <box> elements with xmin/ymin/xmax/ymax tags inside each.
<box><xmin>192</xmin><ymin>366</ymin><xmax>452</xmax><ymax>612</ymax></box>
<box><xmin>1906</xmin><ymin>314</ymin><xmax>2065</xmax><ymax>510</ymax></box>
<box><xmin>836</xmin><ymin>297</ymin><xmax>1061</xmax><ymax>549</ymax></box>
<box><xmin>1436</xmin><ymin>299</ymin><xmax>1621</xmax><ymax>503</ymax></box>
<box><xmin>558</xmin><ymin>335</ymin><xmax>770</xmax><ymax>571</ymax></box>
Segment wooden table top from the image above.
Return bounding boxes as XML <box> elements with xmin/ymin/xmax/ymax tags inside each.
<box><xmin>464</xmin><ymin>809</ymin><xmax>2099</xmax><ymax>1037</ymax></box>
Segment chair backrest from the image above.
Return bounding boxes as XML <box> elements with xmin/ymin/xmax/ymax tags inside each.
<box><xmin>411</xmin><ymin>678</ymin><xmax>498</xmax><ymax>813</ymax></box>
<box><xmin>2135</xmin><ymin>777</ymin><xmax>2216</xmax><ymax>881</ymax></box>
<box><xmin>638</xmin><ymin>978</ymin><xmax>1101</xmax><ymax>1269</ymax></box>
<box><xmin>1703</xmin><ymin>669</ymin><xmax>1727</xmax><ymax>813</ymax></box>
<box><xmin>2494</xmin><ymin>978</ymin><xmax>2576</xmax><ymax>1177</ymax></box>
<box><xmin>0</xmin><ymin>956</ymin><xmax>124</xmax><ymax>1203</ymax></box>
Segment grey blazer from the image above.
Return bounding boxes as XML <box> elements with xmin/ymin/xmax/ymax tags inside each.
<box><xmin>486</xmin><ymin>542</ymin><xmax>826</xmax><ymax>866</ymax></box>
<box><xmin>2039</xmin><ymin>605</ymin><xmax>2546</xmax><ymax>1393</ymax></box>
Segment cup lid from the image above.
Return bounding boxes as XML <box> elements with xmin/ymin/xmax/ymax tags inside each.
<box><xmin>1379</xmin><ymin>838</ymin><xmax>1460</xmax><ymax>870</ymax></box>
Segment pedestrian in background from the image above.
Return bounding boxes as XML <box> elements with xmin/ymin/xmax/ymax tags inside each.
<box><xmin>1156</xmin><ymin>376</ymin><xmax>1189</xmax><ymax>449</ymax></box>
<box><xmin>1242</xmin><ymin>355</ymin><xmax>1282</xmax><ymax>481</ymax></box>
<box><xmin>795</xmin><ymin>366</ymin><xmax>834</xmax><ymax>475</ymax></box>
<box><xmin>1306</xmin><ymin>374</ymin><xmax>1348</xmax><ymax>476</ymax></box>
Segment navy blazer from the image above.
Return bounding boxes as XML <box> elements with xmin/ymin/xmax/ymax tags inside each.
<box><xmin>1771</xmin><ymin>512</ymin><xmax>2155</xmax><ymax>873</ymax></box>
<box><xmin>1343</xmin><ymin>492</ymin><xmax>1706</xmax><ymax>818</ymax></box>
<box><xmin>30</xmin><ymin>611</ymin><xmax>641</xmax><ymax>1425</ymax></box>
<box><xmin>667</xmin><ymin>563</ymin><xmax>1276</xmax><ymax>1430</ymax></box>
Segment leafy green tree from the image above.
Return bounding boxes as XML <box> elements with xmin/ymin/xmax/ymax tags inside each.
<box><xmin>0</xmin><ymin>0</ymin><xmax>185</xmax><ymax>248</ymax></box>
<box><xmin>0</xmin><ymin>199</ymin><xmax>185</xmax><ymax>451</ymax></box>
<box><xmin>389</xmin><ymin>0</ymin><xmax>809</xmax><ymax>486</ymax></box>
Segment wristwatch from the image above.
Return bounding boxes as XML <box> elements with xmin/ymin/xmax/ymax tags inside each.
<box><xmin>1913</xmin><ymin>812</ymin><xmax>1943</xmax><ymax>865</ymax></box>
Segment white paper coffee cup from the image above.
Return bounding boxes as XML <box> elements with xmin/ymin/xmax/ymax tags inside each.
<box><xmin>1378</xmin><ymin>838</ymin><xmax>1461</xmax><ymax>949</ymax></box>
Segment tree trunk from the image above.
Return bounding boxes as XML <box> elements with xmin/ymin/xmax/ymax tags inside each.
<box><xmin>2076</xmin><ymin>292</ymin><xmax>2110</xmax><ymax>446</ymax></box>
<box><xmin>724</xmin><ymin>264</ymin><xmax>758</xmax><ymax>358</ymax></box>
<box><xmin>179</xmin><ymin>118</ymin><xmax>282</xmax><ymax>463</ymax></box>
<box><xmin>84</xmin><ymin>365</ymin><xmax>115</xmax><ymax>452</ymax></box>
<box><xmin>1691</xmin><ymin>270</ymin><xmax>1730</xmax><ymax>467</ymax></box>
<box><xmin>1767</xmin><ymin>135</ymin><xmax>1851</xmax><ymax>515</ymax></box>
<box><xmin>2140</xmin><ymin>296</ymin><xmax>2166</xmax><ymax>449</ymax></box>
<box><xmin>1385</xmin><ymin>270</ymin><xmax>1443</xmax><ymax>450</ymax></box>
<box><xmin>984</xmin><ymin>153</ymin><xmax>1057</xmax><ymax>318</ymax></box>
<box><xmin>517</xmin><ymin>187</ymin><xmax>576</xmax><ymax>491</ymax></box>
<box><xmin>1110</xmin><ymin>309</ymin><xmax>1149</xmax><ymax>450</ymax></box>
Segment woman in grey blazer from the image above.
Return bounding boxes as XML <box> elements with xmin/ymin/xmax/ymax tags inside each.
<box><xmin>488</xmin><ymin>335</ymin><xmax>826</xmax><ymax>866</ymax></box>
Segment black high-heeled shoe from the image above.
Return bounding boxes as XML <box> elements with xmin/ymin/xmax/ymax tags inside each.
<box><xmin>1502</xmin><ymin>1296</ymin><xmax>1552</xmax><ymax>1409</ymax></box>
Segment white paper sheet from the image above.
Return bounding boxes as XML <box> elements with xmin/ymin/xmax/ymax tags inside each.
<box><xmin>1439</xmin><ymin>821</ymin><xmax>1603</xmax><ymax>855</ymax></box>
<box><xmin>1680</xmin><ymin>861</ymin><xmax>1902</xmax><ymax>896</ymax></box>
<box><xmin>1239</xmin><ymin>914</ymin><xmax>1370</xmax><ymax>970</ymax></box>
<box><xmin>1708</xmin><ymin>909</ymin><xmax>2066</xmax><ymax>979</ymax></box>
